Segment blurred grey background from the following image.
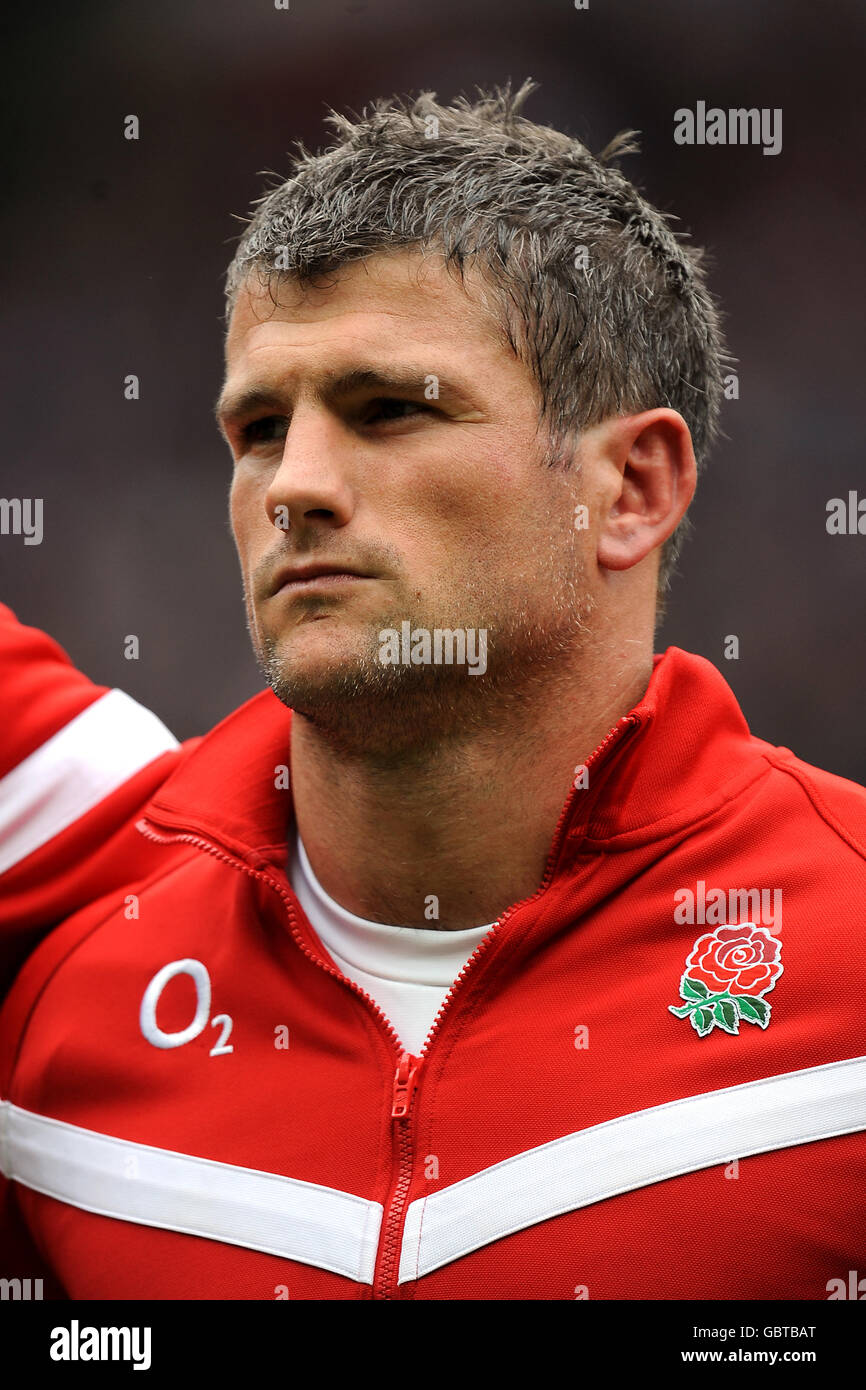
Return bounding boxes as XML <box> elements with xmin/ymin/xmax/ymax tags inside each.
<box><xmin>2</xmin><ymin>0</ymin><xmax>864</xmax><ymax>780</ymax></box>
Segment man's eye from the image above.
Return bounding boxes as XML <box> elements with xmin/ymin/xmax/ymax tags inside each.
<box><xmin>241</xmin><ymin>416</ymin><xmax>287</xmax><ymax>446</ymax></box>
<box><xmin>365</xmin><ymin>398</ymin><xmax>429</xmax><ymax>423</ymax></box>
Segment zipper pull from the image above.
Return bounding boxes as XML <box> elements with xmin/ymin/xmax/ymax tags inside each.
<box><xmin>391</xmin><ymin>1051</ymin><xmax>422</xmax><ymax>1119</ymax></box>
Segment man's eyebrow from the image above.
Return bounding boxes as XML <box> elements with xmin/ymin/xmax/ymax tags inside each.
<box><xmin>214</xmin><ymin>386</ymin><xmax>284</xmax><ymax>428</ymax></box>
<box><xmin>214</xmin><ymin>366</ymin><xmax>471</xmax><ymax>427</ymax></box>
<box><xmin>327</xmin><ymin>366</ymin><xmax>458</xmax><ymax>400</ymax></box>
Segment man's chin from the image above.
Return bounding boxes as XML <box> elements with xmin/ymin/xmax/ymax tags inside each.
<box><xmin>258</xmin><ymin>626</ymin><xmax>387</xmax><ymax>704</ymax></box>
<box><xmin>255</xmin><ymin>630</ymin><xmax>493</xmax><ymax>756</ymax></box>
<box><xmin>262</xmin><ymin>616</ymin><xmax>372</xmax><ymax>665</ymax></box>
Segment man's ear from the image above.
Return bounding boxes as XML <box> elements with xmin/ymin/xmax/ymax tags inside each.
<box><xmin>595</xmin><ymin>409</ymin><xmax>697</xmax><ymax>573</ymax></box>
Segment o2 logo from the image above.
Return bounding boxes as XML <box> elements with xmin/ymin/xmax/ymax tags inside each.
<box><xmin>139</xmin><ymin>959</ymin><xmax>233</xmax><ymax>1056</ymax></box>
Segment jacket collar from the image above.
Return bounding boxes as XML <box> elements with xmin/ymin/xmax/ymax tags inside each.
<box><xmin>144</xmin><ymin>646</ymin><xmax>764</xmax><ymax>871</ymax></box>
<box><xmin>578</xmin><ymin>645</ymin><xmax>763</xmax><ymax>845</ymax></box>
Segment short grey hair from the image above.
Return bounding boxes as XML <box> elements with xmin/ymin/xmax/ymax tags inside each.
<box><xmin>224</xmin><ymin>80</ymin><xmax>727</xmax><ymax>602</ymax></box>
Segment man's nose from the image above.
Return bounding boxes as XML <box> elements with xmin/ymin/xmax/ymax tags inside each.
<box><xmin>264</xmin><ymin>407</ymin><xmax>355</xmax><ymax>532</ymax></box>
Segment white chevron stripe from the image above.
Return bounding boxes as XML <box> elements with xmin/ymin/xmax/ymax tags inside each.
<box><xmin>0</xmin><ymin>689</ymin><xmax>179</xmax><ymax>875</ymax></box>
<box><xmin>3</xmin><ymin>1057</ymin><xmax>863</xmax><ymax>1287</ymax></box>
<box><xmin>0</xmin><ymin>1103</ymin><xmax>383</xmax><ymax>1283</ymax></box>
<box><xmin>398</xmin><ymin>1053</ymin><xmax>866</xmax><ymax>1282</ymax></box>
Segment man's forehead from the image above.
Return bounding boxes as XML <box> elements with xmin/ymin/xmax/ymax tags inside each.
<box><xmin>225</xmin><ymin>249</ymin><xmax>502</xmax><ymax>357</ymax></box>
<box><xmin>216</xmin><ymin>253</ymin><xmax>518</xmax><ymax>426</ymax></box>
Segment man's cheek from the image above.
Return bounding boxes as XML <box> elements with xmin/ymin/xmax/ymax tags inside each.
<box><xmin>230</xmin><ymin>474</ymin><xmax>267</xmax><ymax>538</ymax></box>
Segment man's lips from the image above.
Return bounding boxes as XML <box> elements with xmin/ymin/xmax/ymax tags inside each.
<box><xmin>269</xmin><ymin>562</ymin><xmax>374</xmax><ymax>596</ymax></box>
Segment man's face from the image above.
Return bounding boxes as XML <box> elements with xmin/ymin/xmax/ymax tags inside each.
<box><xmin>221</xmin><ymin>249</ymin><xmax>595</xmax><ymax>746</ymax></box>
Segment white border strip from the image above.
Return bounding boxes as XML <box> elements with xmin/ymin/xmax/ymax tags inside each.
<box><xmin>0</xmin><ymin>1103</ymin><xmax>383</xmax><ymax>1284</ymax></box>
<box><xmin>399</xmin><ymin>1054</ymin><xmax>866</xmax><ymax>1283</ymax></box>
<box><xmin>0</xmin><ymin>689</ymin><xmax>179</xmax><ymax>875</ymax></box>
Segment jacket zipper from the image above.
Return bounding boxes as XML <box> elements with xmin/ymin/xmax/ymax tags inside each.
<box><xmin>370</xmin><ymin>1050</ymin><xmax>423</xmax><ymax>1299</ymax></box>
<box><xmin>135</xmin><ymin>707</ymin><xmax>641</xmax><ymax>1299</ymax></box>
<box><xmin>370</xmin><ymin>710</ymin><xmax>641</xmax><ymax>1299</ymax></box>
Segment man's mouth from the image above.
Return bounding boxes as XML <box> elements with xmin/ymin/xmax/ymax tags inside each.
<box><xmin>270</xmin><ymin>562</ymin><xmax>374</xmax><ymax>596</ymax></box>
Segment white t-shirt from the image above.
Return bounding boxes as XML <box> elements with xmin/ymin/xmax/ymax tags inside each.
<box><xmin>288</xmin><ymin>831</ymin><xmax>495</xmax><ymax>1055</ymax></box>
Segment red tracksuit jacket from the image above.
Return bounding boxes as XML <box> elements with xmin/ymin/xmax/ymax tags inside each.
<box><xmin>1</xmin><ymin>602</ymin><xmax>865</xmax><ymax>1300</ymax></box>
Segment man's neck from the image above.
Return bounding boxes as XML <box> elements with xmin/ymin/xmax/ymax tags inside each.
<box><xmin>290</xmin><ymin>648</ymin><xmax>654</xmax><ymax>930</ymax></box>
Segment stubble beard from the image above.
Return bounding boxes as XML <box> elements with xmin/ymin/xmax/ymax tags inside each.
<box><xmin>248</xmin><ymin>540</ymin><xmax>595</xmax><ymax>763</ymax></box>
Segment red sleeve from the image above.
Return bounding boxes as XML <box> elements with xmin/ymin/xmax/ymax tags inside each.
<box><xmin>0</xmin><ymin>602</ymin><xmax>185</xmax><ymax>996</ymax></box>
<box><xmin>0</xmin><ymin>602</ymin><xmax>109</xmax><ymax>778</ymax></box>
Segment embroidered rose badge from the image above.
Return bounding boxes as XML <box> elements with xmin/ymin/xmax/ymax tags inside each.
<box><xmin>668</xmin><ymin>924</ymin><xmax>783</xmax><ymax>1037</ymax></box>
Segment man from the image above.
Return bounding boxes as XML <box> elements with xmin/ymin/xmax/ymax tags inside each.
<box><xmin>1</xmin><ymin>82</ymin><xmax>864</xmax><ymax>1301</ymax></box>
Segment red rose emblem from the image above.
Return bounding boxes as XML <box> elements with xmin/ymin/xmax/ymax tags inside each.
<box><xmin>685</xmin><ymin>924</ymin><xmax>782</xmax><ymax>997</ymax></box>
